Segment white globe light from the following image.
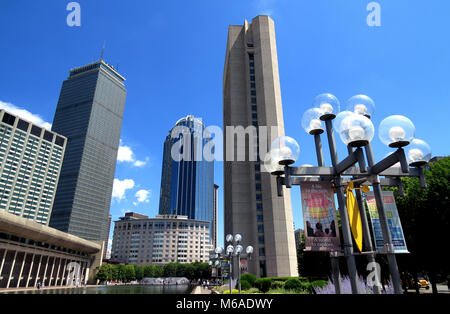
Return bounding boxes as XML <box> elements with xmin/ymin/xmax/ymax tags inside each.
<box><xmin>309</xmin><ymin>119</ymin><xmax>322</xmax><ymax>131</ymax></box>
<box><xmin>262</xmin><ymin>152</ymin><xmax>284</xmax><ymax>175</ymax></box>
<box><xmin>348</xmin><ymin>126</ymin><xmax>365</xmax><ymax>141</ymax></box>
<box><xmin>339</xmin><ymin>113</ymin><xmax>374</xmax><ymax>147</ymax></box>
<box><xmin>215</xmin><ymin>246</ymin><xmax>223</xmax><ymax>254</ymax></box>
<box><xmin>215</xmin><ymin>260</ymin><xmax>220</xmax><ymax>266</ymax></box>
<box><xmin>408</xmin><ymin>148</ymin><xmax>424</xmax><ymax>162</ymax></box>
<box><xmin>235</xmin><ymin>245</ymin><xmax>243</xmax><ymax>254</ymax></box>
<box><xmin>346</xmin><ymin>95</ymin><xmax>376</xmax><ymax>118</ymax></box>
<box><xmin>226</xmin><ymin>234</ymin><xmax>233</xmax><ymax>243</ymax></box>
<box><xmin>246</xmin><ymin>246</ymin><xmax>254</xmax><ymax>254</ymax></box>
<box><xmin>301</xmin><ymin>108</ymin><xmax>324</xmax><ymax>134</ymax></box>
<box><xmin>406</xmin><ymin>139</ymin><xmax>432</xmax><ymax>166</ymax></box>
<box><xmin>354</xmin><ymin>104</ymin><xmax>368</xmax><ymax>115</ymax></box>
<box><xmin>226</xmin><ymin>245</ymin><xmax>234</xmax><ymax>254</ymax></box>
<box><xmin>270</xmin><ymin>136</ymin><xmax>300</xmax><ymax>165</ymax></box>
<box><xmin>312</xmin><ymin>93</ymin><xmax>340</xmax><ymax>120</ymax></box>
<box><xmin>234</xmin><ymin>234</ymin><xmax>242</xmax><ymax>243</ymax></box>
<box><xmin>379</xmin><ymin>115</ymin><xmax>415</xmax><ymax>148</ymax></box>
<box><xmin>388</xmin><ymin>126</ymin><xmax>406</xmax><ymax>142</ymax></box>
<box><xmin>320</xmin><ymin>103</ymin><xmax>333</xmax><ymax>114</ymax></box>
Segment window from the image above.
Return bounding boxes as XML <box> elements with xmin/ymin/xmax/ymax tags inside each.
<box><xmin>251</xmin><ymin>98</ymin><xmax>257</xmax><ymax>104</ymax></box>
<box><xmin>256</xmin><ymin>203</ymin><xmax>263</xmax><ymax>211</ymax></box>
<box><xmin>17</xmin><ymin>119</ymin><xmax>29</xmax><ymax>132</ymax></box>
<box><xmin>250</xmin><ymin>76</ymin><xmax>255</xmax><ymax>81</ymax></box>
<box><xmin>43</xmin><ymin>131</ymin><xmax>54</xmax><ymax>142</ymax></box>
<box><xmin>258</xmin><ymin>235</ymin><xmax>265</xmax><ymax>244</ymax></box>
<box><xmin>259</xmin><ymin>248</ymin><xmax>265</xmax><ymax>257</ymax></box>
<box><xmin>251</xmin><ymin>90</ymin><xmax>256</xmax><ymax>96</ymax></box>
<box><xmin>30</xmin><ymin>125</ymin><xmax>42</xmax><ymax>137</ymax></box>
<box><xmin>257</xmin><ymin>214</ymin><xmax>263</xmax><ymax>222</ymax></box>
<box><xmin>2</xmin><ymin>113</ymin><xmax>16</xmax><ymax>126</ymax></box>
<box><xmin>249</xmin><ymin>54</ymin><xmax>254</xmax><ymax>61</ymax></box>
<box><xmin>250</xmin><ymin>83</ymin><xmax>256</xmax><ymax>88</ymax></box>
<box><xmin>258</xmin><ymin>224</ymin><xmax>264</xmax><ymax>233</ymax></box>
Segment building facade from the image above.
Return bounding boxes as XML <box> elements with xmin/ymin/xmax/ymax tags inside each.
<box><xmin>0</xmin><ymin>210</ymin><xmax>102</xmax><ymax>289</ymax></box>
<box><xmin>294</xmin><ymin>228</ymin><xmax>304</xmax><ymax>251</ymax></box>
<box><xmin>0</xmin><ymin>110</ymin><xmax>66</xmax><ymax>225</ymax></box>
<box><xmin>158</xmin><ymin>115</ymin><xmax>215</xmax><ymax>246</ymax></box>
<box><xmin>111</xmin><ymin>213</ymin><xmax>212</xmax><ymax>265</ymax></box>
<box><xmin>49</xmin><ymin>60</ymin><xmax>127</xmax><ymax>242</ymax></box>
<box><xmin>223</xmin><ymin>16</ymin><xmax>298</xmax><ymax>277</ymax></box>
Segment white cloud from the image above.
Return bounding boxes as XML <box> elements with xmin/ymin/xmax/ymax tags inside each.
<box><xmin>0</xmin><ymin>100</ymin><xmax>52</xmax><ymax>130</ymax></box>
<box><xmin>117</xmin><ymin>141</ymin><xmax>148</xmax><ymax>167</ymax></box>
<box><xmin>117</xmin><ymin>145</ymin><xmax>134</xmax><ymax>162</ymax></box>
<box><xmin>112</xmin><ymin>178</ymin><xmax>135</xmax><ymax>201</ymax></box>
<box><xmin>135</xmin><ymin>189</ymin><xmax>151</xmax><ymax>203</ymax></box>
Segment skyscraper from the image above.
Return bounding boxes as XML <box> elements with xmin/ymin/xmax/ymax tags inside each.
<box><xmin>223</xmin><ymin>16</ymin><xmax>298</xmax><ymax>277</ymax></box>
<box><xmin>49</xmin><ymin>60</ymin><xmax>127</xmax><ymax>242</ymax></box>
<box><xmin>158</xmin><ymin>115</ymin><xmax>215</xmax><ymax>245</ymax></box>
<box><xmin>0</xmin><ymin>110</ymin><xmax>66</xmax><ymax>225</ymax></box>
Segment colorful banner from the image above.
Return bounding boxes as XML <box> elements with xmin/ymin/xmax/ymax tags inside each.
<box><xmin>365</xmin><ymin>191</ymin><xmax>408</xmax><ymax>253</ymax></box>
<box><xmin>300</xmin><ymin>182</ymin><xmax>341</xmax><ymax>251</ymax></box>
<box><xmin>240</xmin><ymin>258</ymin><xmax>248</xmax><ymax>274</ymax></box>
<box><xmin>211</xmin><ymin>267</ymin><xmax>217</xmax><ymax>278</ymax></box>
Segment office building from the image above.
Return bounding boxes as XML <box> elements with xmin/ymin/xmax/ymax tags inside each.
<box><xmin>0</xmin><ymin>110</ymin><xmax>67</xmax><ymax>225</ymax></box>
<box><xmin>0</xmin><ymin>210</ymin><xmax>102</xmax><ymax>289</ymax></box>
<box><xmin>158</xmin><ymin>115</ymin><xmax>215</xmax><ymax>245</ymax></box>
<box><xmin>49</xmin><ymin>60</ymin><xmax>127</xmax><ymax>242</ymax></box>
<box><xmin>111</xmin><ymin>213</ymin><xmax>213</xmax><ymax>265</ymax></box>
<box><xmin>223</xmin><ymin>16</ymin><xmax>298</xmax><ymax>277</ymax></box>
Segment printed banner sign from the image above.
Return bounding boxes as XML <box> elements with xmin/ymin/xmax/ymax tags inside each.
<box><xmin>211</xmin><ymin>267</ymin><xmax>217</xmax><ymax>278</ymax></box>
<box><xmin>365</xmin><ymin>191</ymin><xmax>408</xmax><ymax>253</ymax></box>
<box><xmin>240</xmin><ymin>258</ymin><xmax>248</xmax><ymax>274</ymax></box>
<box><xmin>300</xmin><ymin>182</ymin><xmax>341</xmax><ymax>251</ymax></box>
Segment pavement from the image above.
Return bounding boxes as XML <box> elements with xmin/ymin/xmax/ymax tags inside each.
<box><xmin>191</xmin><ymin>286</ymin><xmax>213</xmax><ymax>294</ymax></box>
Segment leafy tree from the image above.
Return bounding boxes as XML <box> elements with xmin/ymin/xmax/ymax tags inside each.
<box><xmin>95</xmin><ymin>264</ymin><xmax>112</xmax><ymax>282</ymax></box>
<box><xmin>163</xmin><ymin>263</ymin><xmax>178</xmax><ymax>277</ymax></box>
<box><xmin>134</xmin><ymin>265</ymin><xmax>144</xmax><ymax>281</ymax></box>
<box><xmin>124</xmin><ymin>265</ymin><xmax>136</xmax><ymax>282</ymax></box>
<box><xmin>393</xmin><ymin>157</ymin><xmax>450</xmax><ymax>294</ymax></box>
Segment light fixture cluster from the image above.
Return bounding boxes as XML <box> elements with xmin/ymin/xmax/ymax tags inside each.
<box><xmin>267</xmin><ymin>93</ymin><xmax>432</xmax><ymax>171</ymax></box>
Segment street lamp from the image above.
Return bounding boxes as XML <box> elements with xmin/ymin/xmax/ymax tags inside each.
<box><xmin>379</xmin><ymin>115</ymin><xmax>415</xmax><ymax>148</ymax></box>
<box><xmin>346</xmin><ymin>94</ymin><xmax>376</xmax><ymax>118</ymax></box>
<box><xmin>271</xmin><ymin>93</ymin><xmax>431</xmax><ymax>295</ymax></box>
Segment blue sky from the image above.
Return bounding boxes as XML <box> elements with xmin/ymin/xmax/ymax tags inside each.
<box><xmin>0</xmin><ymin>0</ymin><xmax>449</xmax><ymax>251</ymax></box>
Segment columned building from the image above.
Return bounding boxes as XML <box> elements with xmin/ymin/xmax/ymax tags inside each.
<box><xmin>223</xmin><ymin>16</ymin><xmax>298</xmax><ymax>277</ymax></box>
<box><xmin>0</xmin><ymin>210</ymin><xmax>102</xmax><ymax>289</ymax></box>
<box><xmin>49</xmin><ymin>60</ymin><xmax>127</xmax><ymax>242</ymax></box>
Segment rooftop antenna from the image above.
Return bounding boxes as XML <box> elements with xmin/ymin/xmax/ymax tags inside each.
<box><xmin>100</xmin><ymin>41</ymin><xmax>106</xmax><ymax>62</ymax></box>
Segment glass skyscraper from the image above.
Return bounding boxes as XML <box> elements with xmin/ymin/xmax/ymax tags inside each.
<box><xmin>159</xmin><ymin>116</ymin><xmax>215</xmax><ymax>245</ymax></box>
<box><xmin>49</xmin><ymin>60</ymin><xmax>127</xmax><ymax>242</ymax></box>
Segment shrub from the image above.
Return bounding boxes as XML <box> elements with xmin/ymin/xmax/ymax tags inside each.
<box><xmin>271</xmin><ymin>281</ymin><xmax>285</xmax><ymax>289</ymax></box>
<box><xmin>223</xmin><ymin>289</ymin><xmax>239</xmax><ymax>294</ymax></box>
<box><xmin>284</xmin><ymin>278</ymin><xmax>302</xmax><ymax>291</ymax></box>
<box><xmin>240</xmin><ymin>280</ymin><xmax>251</xmax><ymax>291</ymax></box>
<box><xmin>241</xmin><ymin>273</ymin><xmax>257</xmax><ymax>287</ymax></box>
<box><xmin>255</xmin><ymin>278</ymin><xmax>272</xmax><ymax>293</ymax></box>
<box><xmin>311</xmin><ymin>280</ymin><xmax>328</xmax><ymax>289</ymax></box>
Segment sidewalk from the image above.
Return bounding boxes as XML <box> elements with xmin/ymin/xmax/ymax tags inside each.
<box><xmin>191</xmin><ymin>286</ymin><xmax>213</xmax><ymax>294</ymax></box>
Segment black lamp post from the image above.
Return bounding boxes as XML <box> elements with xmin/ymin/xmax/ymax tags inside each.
<box><xmin>270</xmin><ymin>93</ymin><xmax>431</xmax><ymax>294</ymax></box>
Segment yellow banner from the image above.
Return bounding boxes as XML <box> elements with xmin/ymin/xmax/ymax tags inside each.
<box><xmin>346</xmin><ymin>182</ymin><xmax>363</xmax><ymax>252</ymax></box>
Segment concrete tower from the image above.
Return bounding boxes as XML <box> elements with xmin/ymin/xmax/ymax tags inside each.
<box><xmin>223</xmin><ymin>16</ymin><xmax>298</xmax><ymax>277</ymax></box>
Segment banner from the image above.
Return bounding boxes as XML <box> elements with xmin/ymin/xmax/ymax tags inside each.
<box><xmin>300</xmin><ymin>182</ymin><xmax>341</xmax><ymax>251</ymax></box>
<box><xmin>240</xmin><ymin>258</ymin><xmax>248</xmax><ymax>274</ymax></box>
<box><xmin>365</xmin><ymin>191</ymin><xmax>408</xmax><ymax>253</ymax></box>
<box><xmin>211</xmin><ymin>267</ymin><xmax>217</xmax><ymax>278</ymax></box>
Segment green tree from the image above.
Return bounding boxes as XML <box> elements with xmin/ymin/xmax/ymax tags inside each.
<box><xmin>393</xmin><ymin>157</ymin><xmax>450</xmax><ymax>294</ymax></box>
<box><xmin>124</xmin><ymin>265</ymin><xmax>136</xmax><ymax>282</ymax></box>
<box><xmin>163</xmin><ymin>263</ymin><xmax>178</xmax><ymax>277</ymax></box>
<box><xmin>95</xmin><ymin>264</ymin><xmax>112</xmax><ymax>282</ymax></box>
<box><xmin>134</xmin><ymin>265</ymin><xmax>144</xmax><ymax>281</ymax></box>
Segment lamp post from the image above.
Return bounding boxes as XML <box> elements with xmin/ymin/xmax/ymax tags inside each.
<box><xmin>210</xmin><ymin>235</ymin><xmax>253</xmax><ymax>294</ymax></box>
<box><xmin>271</xmin><ymin>93</ymin><xmax>430</xmax><ymax>294</ymax></box>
